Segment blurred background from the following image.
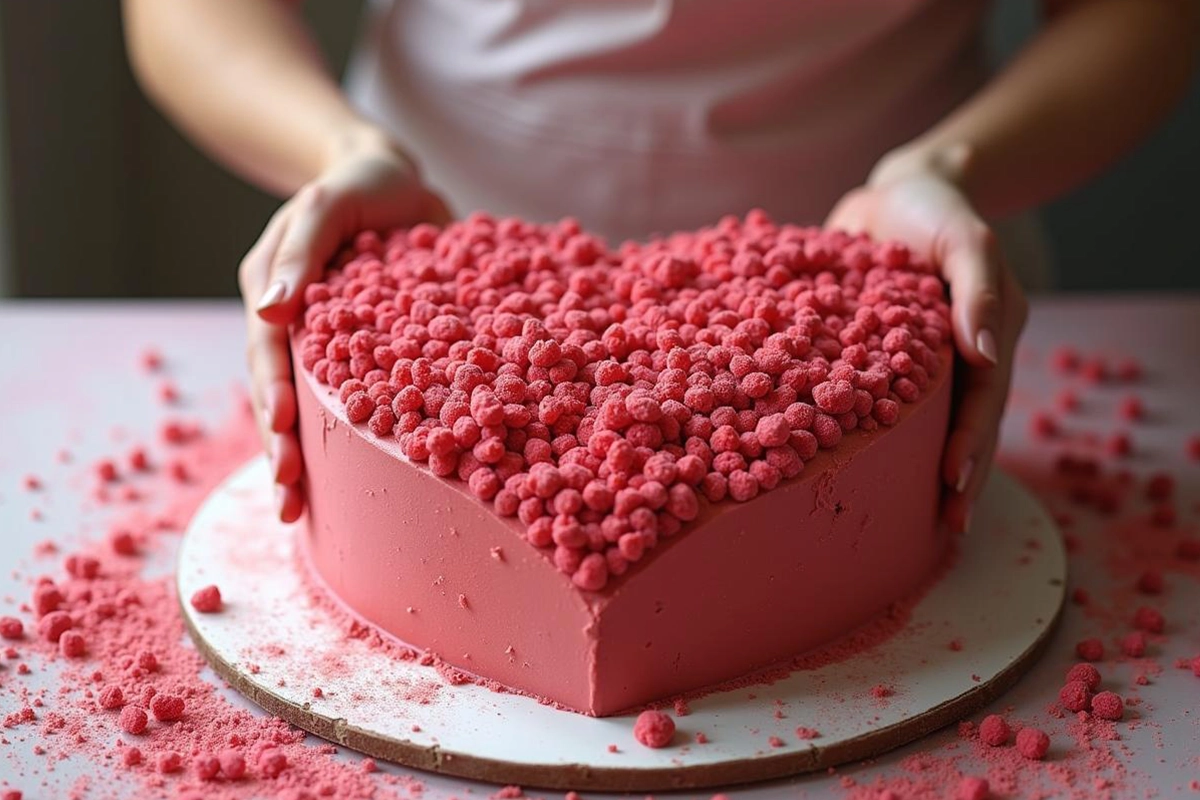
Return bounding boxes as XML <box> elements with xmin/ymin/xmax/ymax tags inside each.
<box><xmin>0</xmin><ymin>1</ymin><xmax>1196</xmax><ymax>299</ymax></box>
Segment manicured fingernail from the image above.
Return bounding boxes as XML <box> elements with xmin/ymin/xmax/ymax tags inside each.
<box><xmin>976</xmin><ymin>329</ymin><xmax>998</xmax><ymax>365</ymax></box>
<box><xmin>257</xmin><ymin>281</ymin><xmax>286</xmax><ymax>311</ymax></box>
<box><xmin>956</xmin><ymin>458</ymin><xmax>975</xmax><ymax>493</ymax></box>
<box><xmin>269</xmin><ymin>439</ymin><xmax>281</xmax><ymax>481</ymax></box>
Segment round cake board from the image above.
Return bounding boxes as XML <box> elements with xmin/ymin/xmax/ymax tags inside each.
<box><xmin>178</xmin><ymin>457</ymin><xmax>1065</xmax><ymax>792</ymax></box>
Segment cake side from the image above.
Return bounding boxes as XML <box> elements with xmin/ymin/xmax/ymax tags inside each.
<box><xmin>295</xmin><ymin>335</ymin><xmax>951</xmax><ymax>715</ymax></box>
<box><xmin>589</xmin><ymin>353</ymin><xmax>951</xmax><ymax>714</ymax></box>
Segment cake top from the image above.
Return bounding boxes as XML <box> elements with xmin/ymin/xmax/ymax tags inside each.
<box><xmin>296</xmin><ymin>210</ymin><xmax>952</xmax><ymax>591</ymax></box>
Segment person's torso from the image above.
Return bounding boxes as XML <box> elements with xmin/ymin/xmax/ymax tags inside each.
<box><xmin>346</xmin><ymin>0</ymin><xmax>991</xmax><ymax>243</ymax></box>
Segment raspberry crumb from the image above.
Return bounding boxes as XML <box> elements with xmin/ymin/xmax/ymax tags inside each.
<box><xmin>1117</xmin><ymin>395</ymin><xmax>1144</xmax><ymax>421</ymax></box>
<box><xmin>1075</xmin><ymin>638</ymin><xmax>1104</xmax><ymax>662</ymax></box>
<box><xmin>1135</xmin><ymin>570</ymin><xmax>1164</xmax><ymax>595</ymax></box>
<box><xmin>37</xmin><ymin>611</ymin><xmax>72</xmax><ymax>643</ymax></box>
<box><xmin>633</xmin><ymin>709</ymin><xmax>676</xmax><ymax>748</ymax></box>
<box><xmin>219</xmin><ymin>749</ymin><xmax>246</xmax><ymax>779</ymax></box>
<box><xmin>189</xmin><ymin>584</ymin><xmax>223</xmax><ymax>613</ymax></box>
<box><xmin>258</xmin><ymin>747</ymin><xmax>288</xmax><ymax>778</ymax></box>
<box><xmin>121</xmin><ymin>747</ymin><xmax>142</xmax><ymax>767</ymax></box>
<box><xmin>978</xmin><ymin>714</ymin><xmax>1010</xmax><ymax>747</ymax></box>
<box><xmin>1059</xmin><ymin>680</ymin><xmax>1092</xmax><ymax>713</ymax></box>
<box><xmin>795</xmin><ymin>726</ymin><xmax>820</xmax><ymax>740</ymax></box>
<box><xmin>95</xmin><ymin>460</ymin><xmax>118</xmax><ymax>482</ymax></box>
<box><xmin>118</xmin><ymin>705</ymin><xmax>148</xmax><ymax>734</ymax></box>
<box><xmin>1065</xmin><ymin>662</ymin><xmax>1102</xmax><ymax>691</ymax></box>
<box><xmin>1015</xmin><ymin>727</ymin><xmax>1050</xmax><ymax>760</ymax></box>
<box><xmin>109</xmin><ymin>529</ymin><xmax>137</xmax><ymax>556</ymax></box>
<box><xmin>1030</xmin><ymin>412</ymin><xmax>1058</xmax><ymax>439</ymax></box>
<box><xmin>58</xmin><ymin>630</ymin><xmax>86</xmax><ymax>658</ymax></box>
<box><xmin>194</xmin><ymin>754</ymin><xmax>220</xmax><ymax>780</ymax></box>
<box><xmin>98</xmin><ymin>685</ymin><xmax>124</xmax><ymax>709</ymax></box>
<box><xmin>694</xmin><ymin>732</ymin><xmax>709</xmax><ymax>744</ymax></box>
<box><xmin>156</xmin><ymin>750</ymin><xmax>182</xmax><ymax>774</ymax></box>
<box><xmin>869</xmin><ymin>684</ymin><xmax>894</xmax><ymax>699</ymax></box>
<box><xmin>1091</xmin><ymin>691</ymin><xmax>1124</xmax><ymax>721</ymax></box>
<box><xmin>957</xmin><ymin>776</ymin><xmax>990</xmax><ymax>800</ymax></box>
<box><xmin>149</xmin><ymin>693</ymin><xmax>184</xmax><ymax>721</ymax></box>
<box><xmin>1133</xmin><ymin>606</ymin><xmax>1165</xmax><ymax>633</ymax></box>
<box><xmin>0</xmin><ymin>617</ymin><xmax>23</xmax><ymax>640</ymax></box>
<box><xmin>1120</xmin><ymin>631</ymin><xmax>1147</xmax><ymax>658</ymax></box>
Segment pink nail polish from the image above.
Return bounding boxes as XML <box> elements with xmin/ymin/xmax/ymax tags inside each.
<box><xmin>257</xmin><ymin>281</ymin><xmax>286</xmax><ymax>311</ymax></box>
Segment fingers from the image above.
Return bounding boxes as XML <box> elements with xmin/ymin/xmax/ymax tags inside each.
<box><xmin>256</xmin><ymin>184</ymin><xmax>347</xmax><ymax>325</ymax></box>
<box><xmin>934</xmin><ymin>218</ymin><xmax>1003</xmax><ymax>369</ymax></box>
<box><xmin>823</xmin><ymin>188</ymin><xmax>874</xmax><ymax>235</ymax></box>
<box><xmin>941</xmin><ymin>268</ymin><xmax>1027</xmax><ymax>532</ymax></box>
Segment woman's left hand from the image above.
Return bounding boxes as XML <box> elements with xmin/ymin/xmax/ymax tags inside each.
<box><xmin>826</xmin><ymin>157</ymin><xmax>1028</xmax><ymax>533</ymax></box>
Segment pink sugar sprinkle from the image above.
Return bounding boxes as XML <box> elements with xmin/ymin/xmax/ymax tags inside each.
<box><xmin>1015</xmin><ymin>727</ymin><xmax>1050</xmax><ymax>760</ymax></box>
<box><xmin>633</xmin><ymin>709</ymin><xmax>676</xmax><ymax>748</ymax></box>
<box><xmin>494</xmin><ymin>786</ymin><xmax>523</xmax><ymax>799</ymax></box>
<box><xmin>1104</xmin><ymin>432</ymin><xmax>1131</xmax><ymax>458</ymax></box>
<box><xmin>978</xmin><ymin>715</ymin><xmax>1010</xmax><ymax>747</ymax></box>
<box><xmin>795</xmin><ymin>726</ymin><xmax>820</xmax><ymax>740</ymax></box>
<box><xmin>119</xmin><ymin>705</ymin><xmax>148</xmax><ymax>734</ymax></box>
<box><xmin>96</xmin><ymin>459</ymin><xmax>119</xmax><ymax>482</ymax></box>
<box><xmin>1117</xmin><ymin>395</ymin><xmax>1144</xmax><ymax>421</ymax></box>
<box><xmin>768</xmin><ymin>735</ymin><xmax>786</xmax><ymax>748</ymax></box>
<box><xmin>1074</xmin><ymin>638</ymin><xmax>1104</xmax><ymax>662</ymax></box>
<box><xmin>1090</xmin><ymin>691</ymin><xmax>1124</xmax><ymax>721</ymax></box>
<box><xmin>870</xmin><ymin>684</ymin><xmax>894</xmax><ymax>699</ymax></box>
<box><xmin>22</xmin><ymin>473</ymin><xmax>41</xmax><ymax>491</ymax></box>
<box><xmin>1050</xmin><ymin>346</ymin><xmax>1080</xmax><ymax>373</ymax></box>
<box><xmin>190</xmin><ymin>584</ymin><xmax>223</xmax><ymax>613</ymax></box>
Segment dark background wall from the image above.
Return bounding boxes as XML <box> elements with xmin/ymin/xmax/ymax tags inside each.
<box><xmin>0</xmin><ymin>1</ymin><xmax>1196</xmax><ymax>299</ymax></box>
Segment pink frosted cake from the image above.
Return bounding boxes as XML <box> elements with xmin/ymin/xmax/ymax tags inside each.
<box><xmin>292</xmin><ymin>211</ymin><xmax>953</xmax><ymax>716</ymax></box>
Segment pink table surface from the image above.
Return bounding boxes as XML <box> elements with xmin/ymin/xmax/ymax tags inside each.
<box><xmin>0</xmin><ymin>297</ymin><xmax>1197</xmax><ymax>799</ymax></box>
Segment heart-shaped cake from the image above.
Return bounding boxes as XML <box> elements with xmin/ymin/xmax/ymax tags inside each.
<box><xmin>292</xmin><ymin>210</ymin><xmax>953</xmax><ymax>716</ymax></box>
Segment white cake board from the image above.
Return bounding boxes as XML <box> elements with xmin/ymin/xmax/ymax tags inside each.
<box><xmin>178</xmin><ymin>457</ymin><xmax>1065</xmax><ymax>791</ymax></box>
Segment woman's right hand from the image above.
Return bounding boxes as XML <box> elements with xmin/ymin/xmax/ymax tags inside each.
<box><xmin>238</xmin><ymin>128</ymin><xmax>452</xmax><ymax>522</ymax></box>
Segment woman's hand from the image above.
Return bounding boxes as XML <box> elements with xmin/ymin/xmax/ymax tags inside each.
<box><xmin>238</xmin><ymin>130</ymin><xmax>452</xmax><ymax>522</ymax></box>
<box><xmin>826</xmin><ymin>149</ymin><xmax>1028</xmax><ymax>533</ymax></box>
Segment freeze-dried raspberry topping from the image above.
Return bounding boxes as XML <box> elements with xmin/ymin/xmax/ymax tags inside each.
<box><xmin>296</xmin><ymin>212</ymin><xmax>952</xmax><ymax>590</ymax></box>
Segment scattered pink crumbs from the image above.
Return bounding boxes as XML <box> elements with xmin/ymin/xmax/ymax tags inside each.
<box><xmin>296</xmin><ymin>212</ymin><xmax>952</xmax><ymax>590</ymax></box>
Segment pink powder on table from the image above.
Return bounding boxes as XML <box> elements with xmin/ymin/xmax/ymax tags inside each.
<box><xmin>633</xmin><ymin>710</ymin><xmax>676</xmax><ymax>748</ymax></box>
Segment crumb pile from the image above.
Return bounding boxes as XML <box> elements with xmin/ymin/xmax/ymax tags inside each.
<box><xmin>296</xmin><ymin>212</ymin><xmax>952</xmax><ymax>589</ymax></box>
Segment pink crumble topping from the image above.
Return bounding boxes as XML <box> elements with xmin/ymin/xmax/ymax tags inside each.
<box><xmin>1058</xmin><ymin>680</ymin><xmax>1091</xmax><ymax>713</ymax></box>
<box><xmin>295</xmin><ymin>212</ymin><xmax>951</xmax><ymax>590</ymax></box>
<box><xmin>118</xmin><ymin>705</ymin><xmax>148</xmax><ymax>735</ymax></box>
<box><xmin>956</xmin><ymin>776</ymin><xmax>989</xmax><ymax>800</ymax></box>
<box><xmin>1132</xmin><ymin>606</ymin><xmax>1165</xmax><ymax>634</ymax></box>
<box><xmin>1065</xmin><ymin>663</ymin><xmax>1102</xmax><ymax>691</ymax></box>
